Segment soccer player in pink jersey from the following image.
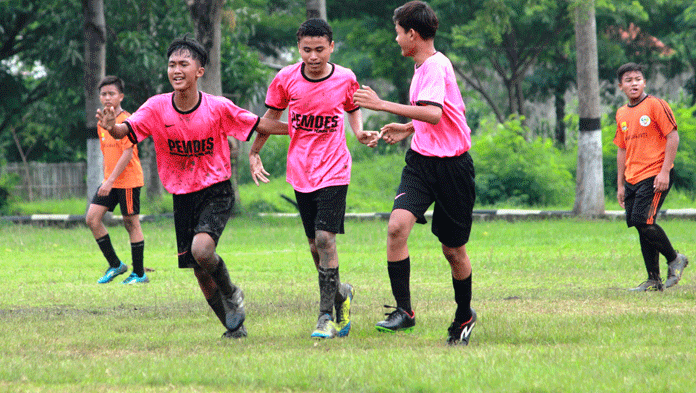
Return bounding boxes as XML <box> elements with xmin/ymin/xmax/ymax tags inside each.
<box><xmin>97</xmin><ymin>36</ymin><xmax>288</xmax><ymax>338</ymax></box>
<box><xmin>353</xmin><ymin>1</ymin><xmax>477</xmax><ymax>346</ymax></box>
<box><xmin>248</xmin><ymin>19</ymin><xmax>380</xmax><ymax>339</ymax></box>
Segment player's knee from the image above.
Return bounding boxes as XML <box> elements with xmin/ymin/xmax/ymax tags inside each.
<box><xmin>387</xmin><ymin>220</ymin><xmax>409</xmax><ymax>242</ymax></box>
<box><xmin>314</xmin><ymin>231</ymin><xmax>334</xmax><ymax>252</ymax></box>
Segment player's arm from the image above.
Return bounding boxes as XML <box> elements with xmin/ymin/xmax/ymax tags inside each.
<box><xmin>380</xmin><ymin>122</ymin><xmax>415</xmax><ymax>145</ymax></box>
<box><xmin>346</xmin><ymin>109</ymin><xmax>380</xmax><ymax>148</ymax></box>
<box><xmin>96</xmin><ymin>106</ymin><xmax>129</xmax><ymax>139</ymax></box>
<box><xmin>616</xmin><ymin>147</ymin><xmax>627</xmax><ymax>208</ymax></box>
<box><xmin>98</xmin><ymin>146</ymin><xmax>134</xmax><ymax>196</ymax></box>
<box><xmin>256</xmin><ymin>114</ymin><xmax>288</xmax><ymax>135</ymax></box>
<box><xmin>249</xmin><ymin>108</ymin><xmax>284</xmax><ymax>186</ymax></box>
<box><xmin>654</xmin><ymin>129</ymin><xmax>679</xmax><ymax>192</ymax></box>
<box><xmin>353</xmin><ymin>85</ymin><xmax>443</xmax><ymax>125</ymax></box>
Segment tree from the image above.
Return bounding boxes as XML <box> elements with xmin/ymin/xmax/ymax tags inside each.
<box><xmin>306</xmin><ymin>0</ymin><xmax>326</xmax><ymax>20</ymax></box>
<box><xmin>83</xmin><ymin>0</ymin><xmax>106</xmax><ymax>208</ymax></box>
<box><xmin>573</xmin><ymin>0</ymin><xmax>604</xmax><ymax>216</ymax></box>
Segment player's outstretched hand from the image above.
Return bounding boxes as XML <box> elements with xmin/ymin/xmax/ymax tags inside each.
<box><xmin>96</xmin><ymin>106</ymin><xmax>116</xmax><ymax>132</ymax></box>
<box><xmin>249</xmin><ymin>153</ymin><xmax>270</xmax><ymax>186</ymax></box>
<box><xmin>381</xmin><ymin>123</ymin><xmax>413</xmax><ymax>145</ymax></box>
<box><xmin>357</xmin><ymin>130</ymin><xmax>381</xmax><ymax>148</ymax></box>
<box><xmin>353</xmin><ymin>85</ymin><xmax>383</xmax><ymax>111</ymax></box>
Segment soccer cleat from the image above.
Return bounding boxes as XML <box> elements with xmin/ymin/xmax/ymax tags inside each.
<box><xmin>222</xmin><ymin>324</ymin><xmax>247</xmax><ymax>339</ymax></box>
<box><xmin>335</xmin><ymin>283</ymin><xmax>354</xmax><ymax>337</ymax></box>
<box><xmin>664</xmin><ymin>253</ymin><xmax>689</xmax><ymax>288</ymax></box>
<box><xmin>629</xmin><ymin>278</ymin><xmax>664</xmax><ymax>292</ymax></box>
<box><xmin>311</xmin><ymin>313</ymin><xmax>337</xmax><ymax>339</ymax></box>
<box><xmin>222</xmin><ymin>287</ymin><xmax>246</xmax><ymax>332</ymax></box>
<box><xmin>375</xmin><ymin>305</ymin><xmax>415</xmax><ymax>333</ymax></box>
<box><xmin>97</xmin><ymin>262</ymin><xmax>127</xmax><ymax>284</ymax></box>
<box><xmin>447</xmin><ymin>308</ymin><xmax>477</xmax><ymax>346</ymax></box>
<box><xmin>121</xmin><ymin>272</ymin><xmax>149</xmax><ymax>284</ymax></box>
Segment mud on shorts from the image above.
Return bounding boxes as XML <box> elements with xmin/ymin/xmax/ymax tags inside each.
<box><xmin>173</xmin><ymin>180</ymin><xmax>234</xmax><ymax>268</ymax></box>
<box><xmin>393</xmin><ymin>149</ymin><xmax>476</xmax><ymax>248</ymax></box>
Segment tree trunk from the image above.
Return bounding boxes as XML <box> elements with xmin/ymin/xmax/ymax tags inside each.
<box><xmin>554</xmin><ymin>87</ymin><xmax>566</xmax><ymax>147</ymax></box>
<box><xmin>83</xmin><ymin>0</ymin><xmax>106</xmax><ymax>211</ymax></box>
<box><xmin>573</xmin><ymin>0</ymin><xmax>604</xmax><ymax>216</ymax></box>
<box><xmin>187</xmin><ymin>0</ymin><xmax>242</xmax><ymax>212</ymax></box>
<box><xmin>306</xmin><ymin>0</ymin><xmax>326</xmax><ymax>20</ymax></box>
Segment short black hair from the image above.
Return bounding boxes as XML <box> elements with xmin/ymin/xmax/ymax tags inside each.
<box><xmin>393</xmin><ymin>1</ymin><xmax>438</xmax><ymax>40</ymax></box>
<box><xmin>296</xmin><ymin>18</ymin><xmax>333</xmax><ymax>43</ymax></box>
<box><xmin>98</xmin><ymin>75</ymin><xmax>124</xmax><ymax>93</ymax></box>
<box><xmin>617</xmin><ymin>62</ymin><xmax>644</xmax><ymax>82</ymax></box>
<box><xmin>167</xmin><ymin>34</ymin><xmax>208</xmax><ymax>67</ymax></box>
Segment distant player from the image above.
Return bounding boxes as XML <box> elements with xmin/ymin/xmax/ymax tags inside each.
<box><xmin>249</xmin><ymin>18</ymin><xmax>380</xmax><ymax>339</ymax></box>
<box><xmin>614</xmin><ymin>62</ymin><xmax>688</xmax><ymax>291</ymax></box>
<box><xmin>97</xmin><ymin>36</ymin><xmax>288</xmax><ymax>338</ymax></box>
<box><xmin>86</xmin><ymin>75</ymin><xmax>147</xmax><ymax>285</ymax></box>
<box><xmin>353</xmin><ymin>1</ymin><xmax>477</xmax><ymax>345</ymax></box>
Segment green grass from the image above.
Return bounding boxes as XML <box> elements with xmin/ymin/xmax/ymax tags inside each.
<box><xmin>1</xmin><ymin>217</ymin><xmax>695</xmax><ymax>392</ymax></box>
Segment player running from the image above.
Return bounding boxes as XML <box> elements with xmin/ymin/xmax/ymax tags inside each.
<box><xmin>97</xmin><ymin>35</ymin><xmax>288</xmax><ymax>338</ymax></box>
<box><xmin>249</xmin><ymin>18</ymin><xmax>380</xmax><ymax>339</ymax></box>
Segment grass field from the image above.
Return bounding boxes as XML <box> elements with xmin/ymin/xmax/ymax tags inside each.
<box><xmin>1</xmin><ymin>217</ymin><xmax>695</xmax><ymax>392</ymax></box>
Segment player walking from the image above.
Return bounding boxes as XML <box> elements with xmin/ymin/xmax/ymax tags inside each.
<box><xmin>614</xmin><ymin>62</ymin><xmax>688</xmax><ymax>291</ymax></box>
<box><xmin>86</xmin><ymin>75</ymin><xmax>147</xmax><ymax>285</ymax></box>
<box><xmin>249</xmin><ymin>19</ymin><xmax>380</xmax><ymax>339</ymax></box>
<box><xmin>353</xmin><ymin>1</ymin><xmax>477</xmax><ymax>345</ymax></box>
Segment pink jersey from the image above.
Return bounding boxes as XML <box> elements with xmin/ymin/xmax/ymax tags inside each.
<box><xmin>265</xmin><ymin>62</ymin><xmax>360</xmax><ymax>192</ymax></box>
<box><xmin>124</xmin><ymin>92</ymin><xmax>259</xmax><ymax>194</ymax></box>
<box><xmin>409</xmin><ymin>52</ymin><xmax>471</xmax><ymax>157</ymax></box>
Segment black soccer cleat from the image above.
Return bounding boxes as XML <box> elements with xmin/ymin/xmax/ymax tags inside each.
<box><xmin>664</xmin><ymin>253</ymin><xmax>689</xmax><ymax>288</ymax></box>
<box><xmin>375</xmin><ymin>305</ymin><xmax>415</xmax><ymax>333</ymax></box>
<box><xmin>223</xmin><ymin>287</ymin><xmax>246</xmax><ymax>332</ymax></box>
<box><xmin>629</xmin><ymin>278</ymin><xmax>663</xmax><ymax>292</ymax></box>
<box><xmin>447</xmin><ymin>308</ymin><xmax>477</xmax><ymax>346</ymax></box>
<box><xmin>222</xmin><ymin>324</ymin><xmax>247</xmax><ymax>339</ymax></box>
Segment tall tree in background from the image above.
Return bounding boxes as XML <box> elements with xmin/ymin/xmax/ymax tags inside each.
<box><xmin>306</xmin><ymin>0</ymin><xmax>326</xmax><ymax>20</ymax></box>
<box><xmin>83</xmin><ymin>0</ymin><xmax>106</xmax><ymax>208</ymax></box>
<box><xmin>573</xmin><ymin>0</ymin><xmax>604</xmax><ymax>216</ymax></box>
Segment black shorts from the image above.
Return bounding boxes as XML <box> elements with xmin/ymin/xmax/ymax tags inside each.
<box><xmin>173</xmin><ymin>180</ymin><xmax>234</xmax><ymax>268</ymax></box>
<box><xmin>393</xmin><ymin>149</ymin><xmax>476</xmax><ymax>248</ymax></box>
<box><xmin>91</xmin><ymin>187</ymin><xmax>141</xmax><ymax>216</ymax></box>
<box><xmin>624</xmin><ymin>169</ymin><xmax>673</xmax><ymax>228</ymax></box>
<box><xmin>294</xmin><ymin>185</ymin><xmax>348</xmax><ymax>239</ymax></box>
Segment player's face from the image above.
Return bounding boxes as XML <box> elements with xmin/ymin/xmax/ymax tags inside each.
<box><xmin>395</xmin><ymin>23</ymin><xmax>416</xmax><ymax>58</ymax></box>
<box><xmin>168</xmin><ymin>49</ymin><xmax>205</xmax><ymax>92</ymax></box>
<box><xmin>298</xmin><ymin>35</ymin><xmax>334</xmax><ymax>79</ymax></box>
<box><xmin>99</xmin><ymin>84</ymin><xmax>123</xmax><ymax>109</ymax></box>
<box><xmin>619</xmin><ymin>71</ymin><xmax>646</xmax><ymax>103</ymax></box>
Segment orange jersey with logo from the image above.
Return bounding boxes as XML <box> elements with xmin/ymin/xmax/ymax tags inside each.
<box><xmin>613</xmin><ymin>95</ymin><xmax>677</xmax><ymax>184</ymax></box>
<box><xmin>98</xmin><ymin>111</ymin><xmax>144</xmax><ymax>188</ymax></box>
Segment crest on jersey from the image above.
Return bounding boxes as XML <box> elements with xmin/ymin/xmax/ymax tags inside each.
<box><xmin>639</xmin><ymin>115</ymin><xmax>651</xmax><ymax>127</ymax></box>
<box><xmin>620</xmin><ymin>122</ymin><xmax>627</xmax><ymax>132</ymax></box>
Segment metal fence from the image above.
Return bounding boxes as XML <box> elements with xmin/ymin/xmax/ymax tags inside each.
<box><xmin>1</xmin><ymin>162</ymin><xmax>86</xmax><ymax>200</ymax></box>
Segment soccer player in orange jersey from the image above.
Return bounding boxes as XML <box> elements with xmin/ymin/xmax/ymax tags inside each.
<box><xmin>614</xmin><ymin>63</ymin><xmax>688</xmax><ymax>291</ymax></box>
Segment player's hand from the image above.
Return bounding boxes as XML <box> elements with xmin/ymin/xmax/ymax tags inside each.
<box><xmin>97</xmin><ymin>181</ymin><xmax>113</xmax><ymax>197</ymax></box>
<box><xmin>356</xmin><ymin>130</ymin><xmax>381</xmax><ymax>148</ymax></box>
<box><xmin>617</xmin><ymin>185</ymin><xmax>625</xmax><ymax>209</ymax></box>
<box><xmin>653</xmin><ymin>171</ymin><xmax>670</xmax><ymax>192</ymax></box>
<box><xmin>353</xmin><ymin>85</ymin><xmax>383</xmax><ymax>111</ymax></box>
<box><xmin>249</xmin><ymin>153</ymin><xmax>270</xmax><ymax>186</ymax></box>
<box><xmin>381</xmin><ymin>123</ymin><xmax>413</xmax><ymax>145</ymax></box>
<box><xmin>96</xmin><ymin>106</ymin><xmax>116</xmax><ymax>132</ymax></box>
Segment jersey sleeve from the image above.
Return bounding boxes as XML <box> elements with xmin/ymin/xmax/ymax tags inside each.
<box><xmin>652</xmin><ymin>98</ymin><xmax>677</xmax><ymax>136</ymax></box>
<box><xmin>613</xmin><ymin>112</ymin><xmax>626</xmax><ymax>149</ymax></box>
<box><xmin>265</xmin><ymin>73</ymin><xmax>289</xmax><ymax>111</ymax></box>
<box><xmin>415</xmin><ymin>62</ymin><xmax>446</xmax><ymax>108</ymax></box>
<box><xmin>219</xmin><ymin>98</ymin><xmax>260</xmax><ymax>142</ymax></box>
<box><xmin>343</xmin><ymin>77</ymin><xmax>360</xmax><ymax>113</ymax></box>
<box><xmin>123</xmin><ymin>97</ymin><xmax>159</xmax><ymax>144</ymax></box>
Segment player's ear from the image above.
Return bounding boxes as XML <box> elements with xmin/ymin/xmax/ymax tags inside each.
<box><xmin>196</xmin><ymin>66</ymin><xmax>205</xmax><ymax>78</ymax></box>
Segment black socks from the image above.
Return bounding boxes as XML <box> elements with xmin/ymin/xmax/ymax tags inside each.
<box><xmin>388</xmin><ymin>257</ymin><xmax>412</xmax><ymax>313</ymax></box>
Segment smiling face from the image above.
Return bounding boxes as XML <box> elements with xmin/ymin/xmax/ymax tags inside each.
<box><xmin>167</xmin><ymin>49</ymin><xmax>205</xmax><ymax>92</ymax></box>
<box><xmin>619</xmin><ymin>70</ymin><xmax>647</xmax><ymax>105</ymax></box>
<box><xmin>395</xmin><ymin>23</ymin><xmax>415</xmax><ymax>58</ymax></box>
<box><xmin>99</xmin><ymin>84</ymin><xmax>123</xmax><ymax>110</ymax></box>
<box><xmin>298</xmin><ymin>35</ymin><xmax>334</xmax><ymax>79</ymax></box>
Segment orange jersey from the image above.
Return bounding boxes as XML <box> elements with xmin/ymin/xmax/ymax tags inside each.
<box><xmin>98</xmin><ymin>111</ymin><xmax>144</xmax><ymax>188</ymax></box>
<box><xmin>613</xmin><ymin>95</ymin><xmax>677</xmax><ymax>184</ymax></box>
